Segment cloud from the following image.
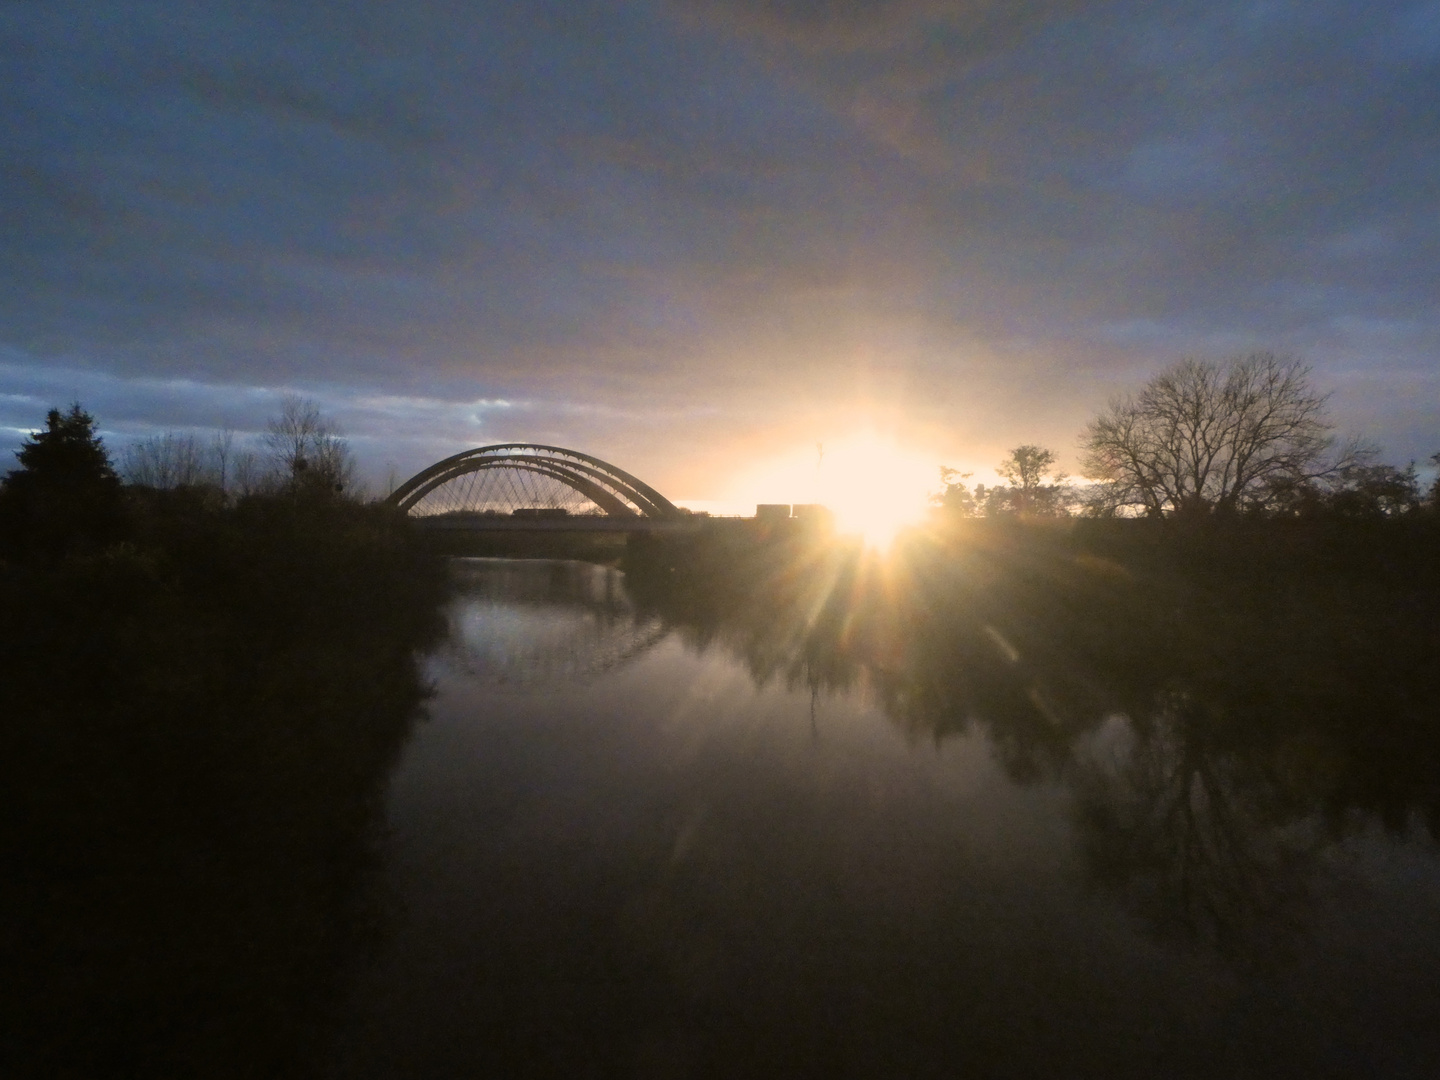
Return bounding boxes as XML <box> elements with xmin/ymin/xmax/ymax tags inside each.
<box><xmin>0</xmin><ymin>345</ymin><xmax>742</xmax><ymax>490</ymax></box>
<box><xmin>175</xmin><ymin>64</ymin><xmax>442</xmax><ymax>151</ymax></box>
<box><xmin>0</xmin><ymin>0</ymin><xmax>1436</xmax><ymax>488</ymax></box>
<box><xmin>667</xmin><ymin>0</ymin><xmax>1075</xmax><ymax>54</ymax></box>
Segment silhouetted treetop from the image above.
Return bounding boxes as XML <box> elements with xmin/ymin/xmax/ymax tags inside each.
<box><xmin>996</xmin><ymin>444</ymin><xmax>1073</xmax><ymax>515</ymax></box>
<box><xmin>936</xmin><ymin>445</ymin><xmax>1073</xmax><ymax>518</ymax></box>
<box><xmin>264</xmin><ymin>395</ymin><xmax>355</xmax><ymax>497</ymax></box>
<box><xmin>1080</xmin><ymin>353</ymin><xmax>1359</xmax><ymax>517</ymax></box>
<box><xmin>0</xmin><ymin>404</ymin><xmax>125</xmax><ymax>559</ymax></box>
<box><xmin>9</xmin><ymin>404</ymin><xmax>118</xmax><ymax>486</ymax></box>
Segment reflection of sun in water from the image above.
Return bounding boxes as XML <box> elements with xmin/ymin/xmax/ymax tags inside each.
<box><xmin>741</xmin><ymin>432</ymin><xmax>938</xmax><ymax>548</ymax></box>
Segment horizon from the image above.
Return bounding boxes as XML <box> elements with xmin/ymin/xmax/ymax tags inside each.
<box><xmin>3</xmin><ymin>1</ymin><xmax>1437</xmax><ymax>505</ymax></box>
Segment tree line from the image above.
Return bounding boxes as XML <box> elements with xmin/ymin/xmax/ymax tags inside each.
<box><xmin>0</xmin><ymin>396</ymin><xmax>359</xmax><ymax>562</ymax></box>
<box><xmin>118</xmin><ymin>395</ymin><xmax>356</xmax><ymax>497</ymax></box>
<box><xmin>939</xmin><ymin>352</ymin><xmax>1440</xmax><ymax>520</ymax></box>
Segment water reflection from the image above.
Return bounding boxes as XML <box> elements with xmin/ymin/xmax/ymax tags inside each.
<box><xmin>320</xmin><ymin>546</ymin><xmax>1440</xmax><ymax>1076</ymax></box>
<box><xmin>331</xmin><ymin>540</ymin><xmax>1440</xmax><ymax>1076</ymax></box>
<box><xmin>1072</xmin><ymin>711</ymin><xmax>1324</xmax><ymax>961</ymax></box>
<box><xmin>441</xmin><ymin>559</ymin><xmax>667</xmax><ymax>687</ymax></box>
<box><xmin>624</xmin><ymin>523</ymin><xmax>1440</xmax><ymax>960</ymax></box>
<box><xmin>21</xmin><ymin>521</ymin><xmax>1438</xmax><ymax>1074</ymax></box>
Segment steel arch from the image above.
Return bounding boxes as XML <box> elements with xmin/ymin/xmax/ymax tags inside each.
<box><xmin>386</xmin><ymin>443</ymin><xmax>682</xmax><ymax>519</ymax></box>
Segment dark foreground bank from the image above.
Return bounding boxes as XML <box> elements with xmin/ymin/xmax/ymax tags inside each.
<box><xmin>0</xmin><ymin>490</ymin><xmax>447</xmax><ymax>1078</ymax></box>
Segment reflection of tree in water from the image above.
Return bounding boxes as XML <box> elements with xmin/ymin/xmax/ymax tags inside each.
<box><xmin>667</xmin><ymin>544</ymin><xmax>867</xmax><ymax>697</ymax></box>
<box><xmin>1073</xmin><ymin>704</ymin><xmax>1321</xmax><ymax>960</ymax></box>
<box><xmin>442</xmin><ymin>559</ymin><xmax>668</xmax><ymax>687</ymax></box>
<box><xmin>625</xmin><ymin>520</ymin><xmax>1440</xmax><ymax>960</ymax></box>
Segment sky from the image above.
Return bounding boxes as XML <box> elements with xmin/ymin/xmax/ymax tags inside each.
<box><xmin>3</xmin><ymin>0</ymin><xmax>1438</xmax><ymax>507</ymax></box>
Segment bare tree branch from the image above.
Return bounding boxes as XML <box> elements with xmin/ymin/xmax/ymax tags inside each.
<box><xmin>263</xmin><ymin>395</ymin><xmax>355</xmax><ymax>496</ymax></box>
<box><xmin>1081</xmin><ymin>354</ymin><xmax>1344</xmax><ymax>517</ymax></box>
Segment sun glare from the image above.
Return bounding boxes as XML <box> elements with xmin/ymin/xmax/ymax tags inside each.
<box><xmin>736</xmin><ymin>432</ymin><xmax>937</xmax><ymax>548</ymax></box>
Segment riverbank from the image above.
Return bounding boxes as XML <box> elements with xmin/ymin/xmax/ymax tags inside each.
<box><xmin>0</xmin><ymin>490</ymin><xmax>448</xmax><ymax>1078</ymax></box>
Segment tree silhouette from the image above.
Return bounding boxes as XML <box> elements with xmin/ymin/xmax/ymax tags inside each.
<box><xmin>1322</xmin><ymin>461</ymin><xmax>1421</xmax><ymax>518</ymax></box>
<box><xmin>263</xmin><ymin>395</ymin><xmax>355</xmax><ymax>496</ymax></box>
<box><xmin>996</xmin><ymin>444</ymin><xmax>1073</xmax><ymax>515</ymax></box>
<box><xmin>1080</xmin><ymin>354</ymin><xmax>1357</xmax><ymax>517</ymax></box>
<box><xmin>997</xmin><ymin>445</ymin><xmax>1056</xmax><ymax>504</ymax></box>
<box><xmin>936</xmin><ymin>450</ymin><xmax>1073</xmax><ymax>517</ymax></box>
<box><xmin>0</xmin><ymin>404</ymin><xmax>125</xmax><ymax>559</ymax></box>
<box><xmin>934</xmin><ymin>466</ymin><xmax>978</xmax><ymax>516</ymax></box>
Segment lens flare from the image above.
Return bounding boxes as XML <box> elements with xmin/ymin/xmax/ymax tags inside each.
<box><xmin>819</xmin><ymin>434</ymin><xmax>935</xmax><ymax>547</ymax></box>
<box><xmin>735</xmin><ymin>432</ymin><xmax>938</xmax><ymax>548</ymax></box>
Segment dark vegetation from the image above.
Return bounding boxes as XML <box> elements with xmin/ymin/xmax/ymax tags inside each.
<box><xmin>941</xmin><ymin>353</ymin><xmax>1439</xmax><ymax>521</ymax></box>
<box><xmin>625</xmin><ymin>508</ymin><xmax>1440</xmax><ymax>958</ymax></box>
<box><xmin>0</xmin><ymin>406</ymin><xmax>446</xmax><ymax>1077</ymax></box>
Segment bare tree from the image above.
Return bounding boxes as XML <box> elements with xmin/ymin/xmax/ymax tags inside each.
<box><xmin>1080</xmin><ymin>353</ymin><xmax>1357</xmax><ymax>517</ymax></box>
<box><xmin>122</xmin><ymin>432</ymin><xmax>210</xmax><ymax>489</ymax></box>
<box><xmin>996</xmin><ymin>445</ymin><xmax>1073</xmax><ymax>515</ymax></box>
<box><xmin>998</xmin><ymin>445</ymin><xmax>1056</xmax><ymax>493</ymax></box>
<box><xmin>121</xmin><ymin>428</ymin><xmax>260</xmax><ymax>495</ymax></box>
<box><xmin>263</xmin><ymin>395</ymin><xmax>355</xmax><ymax>496</ymax></box>
<box><xmin>231</xmin><ymin>449</ymin><xmax>266</xmax><ymax>497</ymax></box>
<box><xmin>210</xmin><ymin>428</ymin><xmax>234</xmax><ymax>492</ymax></box>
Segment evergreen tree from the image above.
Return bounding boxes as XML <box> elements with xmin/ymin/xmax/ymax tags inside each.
<box><xmin>0</xmin><ymin>404</ymin><xmax>126</xmax><ymax>560</ymax></box>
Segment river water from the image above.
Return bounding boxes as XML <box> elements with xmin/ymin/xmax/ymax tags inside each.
<box><xmin>328</xmin><ymin>557</ymin><xmax>1440</xmax><ymax>1078</ymax></box>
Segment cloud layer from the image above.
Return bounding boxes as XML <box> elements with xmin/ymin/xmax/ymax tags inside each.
<box><xmin>2</xmin><ymin>0</ymin><xmax>1437</xmax><ymax>492</ymax></box>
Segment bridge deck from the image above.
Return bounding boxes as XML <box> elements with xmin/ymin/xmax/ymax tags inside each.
<box><xmin>413</xmin><ymin>514</ymin><xmax>710</xmax><ymax>533</ymax></box>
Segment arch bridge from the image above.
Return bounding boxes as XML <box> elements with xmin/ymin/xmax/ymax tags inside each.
<box><xmin>386</xmin><ymin>443</ymin><xmax>692</xmax><ymax>531</ymax></box>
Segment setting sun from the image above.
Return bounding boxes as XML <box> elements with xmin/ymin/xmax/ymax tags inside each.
<box><xmin>734</xmin><ymin>432</ymin><xmax>938</xmax><ymax>547</ymax></box>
